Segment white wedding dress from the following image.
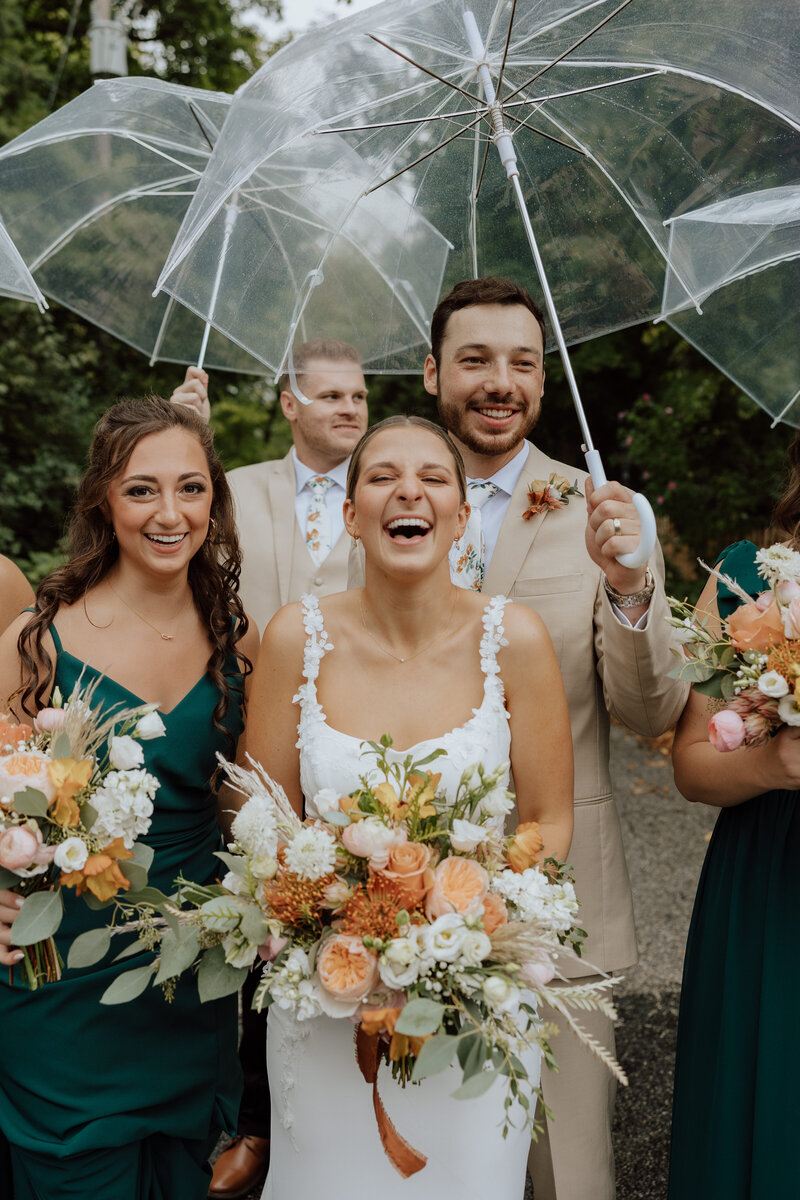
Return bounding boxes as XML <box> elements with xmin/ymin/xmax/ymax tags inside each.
<box><xmin>262</xmin><ymin>594</ymin><xmax>540</xmax><ymax>1200</ymax></box>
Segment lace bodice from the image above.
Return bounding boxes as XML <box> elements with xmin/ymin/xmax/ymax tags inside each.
<box><xmin>294</xmin><ymin>594</ymin><xmax>512</xmax><ymax>816</ymax></box>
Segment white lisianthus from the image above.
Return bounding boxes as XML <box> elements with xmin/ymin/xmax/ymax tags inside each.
<box><xmin>53</xmin><ymin>836</ymin><xmax>89</xmax><ymax>871</ymax></box>
<box><xmin>91</xmin><ymin>768</ymin><xmax>158</xmax><ymax>848</ymax></box>
<box><xmin>755</xmin><ymin>544</ymin><xmax>800</xmax><ymax>586</ymax></box>
<box><xmin>450</xmin><ymin>818</ymin><xmax>490</xmax><ymax>853</ymax></box>
<box><xmin>459</xmin><ymin>928</ymin><xmax>492</xmax><ymax>967</ymax></box>
<box><xmin>108</xmin><ymin>735</ymin><xmax>144</xmax><ymax>771</ymax></box>
<box><xmin>758</xmin><ymin>670</ymin><xmax>789</xmax><ymax>698</ymax></box>
<box><xmin>231</xmin><ymin>794</ymin><xmax>278</xmax><ymax>862</ymax></box>
<box><xmin>311</xmin><ymin>787</ymin><xmax>341</xmax><ymax>816</ymax></box>
<box><xmin>378</xmin><ymin>936</ymin><xmax>421</xmax><ymax>989</ymax></box>
<box><xmin>479</xmin><ymin>785</ymin><xmax>515</xmax><ymax>820</ymax></box>
<box><xmin>221</xmin><ymin>870</ymin><xmax>249</xmax><ymax>896</ymax></box>
<box><xmin>222</xmin><ymin>932</ymin><xmax>258</xmax><ymax>969</ymax></box>
<box><xmin>136</xmin><ymin>710</ymin><xmax>166</xmax><ymax>740</ymax></box>
<box><xmin>284</xmin><ymin>826</ymin><xmax>336</xmax><ymax>880</ymax></box>
<box><xmin>778</xmin><ymin>693</ymin><xmax>800</xmax><ymax>726</ymax></box>
<box><xmin>482</xmin><ymin>974</ymin><xmax>521</xmax><ymax>1015</ymax></box>
<box><xmin>421</xmin><ymin>912</ymin><xmax>468</xmax><ymax>963</ymax></box>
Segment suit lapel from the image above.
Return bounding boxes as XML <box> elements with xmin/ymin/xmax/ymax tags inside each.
<box><xmin>482</xmin><ymin>443</ymin><xmax>555</xmax><ymax>596</ymax></box>
<box><xmin>268</xmin><ymin>452</ymin><xmax>298</xmax><ymax>609</ymax></box>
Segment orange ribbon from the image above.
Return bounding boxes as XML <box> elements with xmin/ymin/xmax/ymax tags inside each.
<box><xmin>354</xmin><ymin>1025</ymin><xmax>428</xmax><ymax>1178</ymax></box>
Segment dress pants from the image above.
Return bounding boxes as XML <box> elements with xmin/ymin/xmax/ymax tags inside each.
<box><xmin>529</xmin><ymin>992</ymin><xmax>617</xmax><ymax>1200</ymax></box>
<box><xmin>237</xmin><ymin>968</ymin><xmax>271</xmax><ymax>1138</ymax></box>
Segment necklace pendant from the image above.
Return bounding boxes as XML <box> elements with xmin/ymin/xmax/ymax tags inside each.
<box><xmin>161</xmin><ymin>633</ymin><xmax>174</xmax><ymax>641</ymax></box>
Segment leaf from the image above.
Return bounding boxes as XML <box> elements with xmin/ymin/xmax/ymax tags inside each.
<box><xmin>11</xmin><ymin>889</ymin><xmax>64</xmax><ymax>945</ymax></box>
<box><xmin>124</xmin><ymin>886</ymin><xmax>171</xmax><ymax>908</ymax></box>
<box><xmin>239</xmin><ymin>904</ymin><xmax>268</xmax><ymax>946</ymax></box>
<box><xmin>81</xmin><ymin>803</ymin><xmax>98</xmax><ymax>830</ymax></box>
<box><xmin>113</xmin><ymin>939</ymin><xmax>151</xmax><ymax>962</ymax></box>
<box><xmin>720</xmin><ymin>675</ymin><xmax>738</xmax><ymax>700</ymax></box>
<box><xmin>319</xmin><ymin>810</ymin><xmax>350</xmax><ymax>827</ymax></box>
<box><xmin>11</xmin><ymin>788</ymin><xmax>49</xmax><ymax>818</ymax></box>
<box><xmin>51</xmin><ymin>731</ymin><xmax>72</xmax><ymax>758</ymax></box>
<box><xmin>457</xmin><ymin>1031</ymin><xmax>488</xmax><ymax>1079</ymax></box>
<box><xmin>452</xmin><ymin>1068</ymin><xmax>499</xmax><ymax>1100</ymax></box>
<box><xmin>412</xmin><ymin>749</ymin><xmax>447</xmax><ymax>767</ymax></box>
<box><xmin>67</xmin><ymin>926</ymin><xmax>111</xmax><ymax>969</ymax></box>
<box><xmin>394</xmin><ymin>997</ymin><xmax>445</xmax><ymax>1037</ymax></box>
<box><xmin>411</xmin><ymin>1032</ymin><xmax>459</xmax><ymax>1081</ymax></box>
<box><xmin>213</xmin><ymin>850</ymin><xmax>248</xmax><ymax>878</ymax></box>
<box><xmin>100</xmin><ymin>961</ymin><xmax>156</xmax><ymax>1005</ymax></box>
<box><xmin>692</xmin><ymin>675</ymin><xmax>725</xmax><ymax>699</ymax></box>
<box><xmin>155</xmin><ymin>927</ymin><xmax>200</xmax><ymax>984</ymax></box>
<box><xmin>0</xmin><ymin>867</ymin><xmax>20</xmax><ymax>889</ymax></box>
<box><xmin>119</xmin><ymin>858</ymin><xmax>149</xmax><ymax>893</ymax></box>
<box><xmin>129</xmin><ymin>841</ymin><xmax>154</xmax><ymax>872</ymax></box>
<box><xmin>197</xmin><ymin>944</ymin><xmax>249</xmax><ymax>1003</ymax></box>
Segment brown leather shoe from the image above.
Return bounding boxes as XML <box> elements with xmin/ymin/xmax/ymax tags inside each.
<box><xmin>208</xmin><ymin>1135</ymin><xmax>270</xmax><ymax>1199</ymax></box>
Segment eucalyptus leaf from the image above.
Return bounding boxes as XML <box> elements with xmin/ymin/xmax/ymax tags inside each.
<box><xmin>394</xmin><ymin>997</ymin><xmax>445</xmax><ymax>1037</ymax></box>
<box><xmin>0</xmin><ymin>867</ymin><xmax>20</xmax><ymax>889</ymax></box>
<box><xmin>452</xmin><ymin>1068</ymin><xmax>499</xmax><ymax>1100</ymax></box>
<box><xmin>411</xmin><ymin>1032</ymin><xmax>459</xmax><ymax>1081</ymax></box>
<box><xmin>720</xmin><ymin>674</ymin><xmax>738</xmax><ymax>700</ymax></box>
<box><xmin>197</xmin><ymin>944</ymin><xmax>249</xmax><ymax>1002</ymax></box>
<box><xmin>155</xmin><ymin>928</ymin><xmax>200</xmax><ymax>984</ymax></box>
<box><xmin>319</xmin><ymin>810</ymin><xmax>350</xmax><ymax>827</ymax></box>
<box><xmin>240</xmin><ymin>905</ymin><xmax>268</xmax><ymax>946</ymax></box>
<box><xmin>124</xmin><ymin>886</ymin><xmax>171</xmax><ymax>908</ymax></box>
<box><xmin>11</xmin><ymin>788</ymin><xmax>49</xmax><ymax>818</ymax></box>
<box><xmin>119</xmin><ymin>858</ymin><xmax>149</xmax><ymax>893</ymax></box>
<box><xmin>214</xmin><ymin>851</ymin><xmax>248</xmax><ymax>878</ymax></box>
<box><xmin>457</xmin><ymin>1031</ymin><xmax>488</xmax><ymax>1078</ymax></box>
<box><xmin>51</xmin><ymin>731</ymin><xmax>72</xmax><ymax>758</ymax></box>
<box><xmin>11</xmin><ymin>889</ymin><xmax>63</xmax><ymax>946</ymax></box>
<box><xmin>81</xmin><ymin>803</ymin><xmax>98</xmax><ymax>830</ymax></box>
<box><xmin>100</xmin><ymin>960</ymin><xmax>156</xmax><ymax>1005</ymax></box>
<box><xmin>67</xmin><ymin>926</ymin><xmax>111</xmax><ymax>969</ymax></box>
<box><xmin>692</xmin><ymin>675</ymin><xmax>726</xmax><ymax>699</ymax></box>
<box><xmin>129</xmin><ymin>842</ymin><xmax>154</xmax><ymax>872</ymax></box>
<box><xmin>113</xmin><ymin>939</ymin><xmax>152</xmax><ymax>962</ymax></box>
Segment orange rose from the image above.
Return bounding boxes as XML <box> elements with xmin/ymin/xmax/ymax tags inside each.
<box><xmin>317</xmin><ymin>934</ymin><xmax>379</xmax><ymax>1001</ymax></box>
<box><xmin>380</xmin><ymin>842</ymin><xmax>433</xmax><ymax>908</ymax></box>
<box><xmin>506</xmin><ymin>821</ymin><xmax>544</xmax><ymax>874</ymax></box>
<box><xmin>481</xmin><ymin>891</ymin><xmax>509</xmax><ymax>934</ymax></box>
<box><xmin>726</xmin><ymin>598</ymin><xmax>785</xmax><ymax>652</ymax></box>
<box><xmin>425</xmin><ymin>855</ymin><xmax>488</xmax><ymax>921</ymax></box>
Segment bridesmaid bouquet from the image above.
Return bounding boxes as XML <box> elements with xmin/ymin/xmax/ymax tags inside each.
<box><xmin>669</xmin><ymin>543</ymin><xmax>800</xmax><ymax>750</ymax></box>
<box><xmin>94</xmin><ymin>739</ymin><xmax>624</xmax><ymax>1168</ymax></box>
<box><xmin>0</xmin><ymin>679</ymin><xmax>164</xmax><ymax>988</ymax></box>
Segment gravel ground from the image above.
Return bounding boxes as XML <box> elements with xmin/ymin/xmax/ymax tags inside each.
<box><xmin>222</xmin><ymin>722</ymin><xmax>715</xmax><ymax>1200</ymax></box>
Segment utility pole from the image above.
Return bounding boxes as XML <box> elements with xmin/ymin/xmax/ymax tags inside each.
<box><xmin>89</xmin><ymin>0</ymin><xmax>128</xmax><ymax>78</ymax></box>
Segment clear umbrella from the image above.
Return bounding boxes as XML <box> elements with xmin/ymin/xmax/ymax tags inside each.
<box><xmin>157</xmin><ymin>0</ymin><xmax>800</xmax><ymax>563</ymax></box>
<box><xmin>0</xmin><ymin>217</ymin><xmax>47</xmax><ymax>310</ymax></box>
<box><xmin>0</xmin><ymin>76</ymin><xmax>264</xmax><ymax>373</ymax></box>
<box><xmin>661</xmin><ymin>185</ymin><xmax>800</xmax><ymax>427</ymax></box>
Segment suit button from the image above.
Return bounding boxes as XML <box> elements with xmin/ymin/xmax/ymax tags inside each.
<box><xmin>313</xmin><ymin>576</ymin><xmax>323</xmax><ymax>587</ymax></box>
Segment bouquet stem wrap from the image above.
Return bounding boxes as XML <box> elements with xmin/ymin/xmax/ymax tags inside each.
<box><xmin>355</xmin><ymin>1025</ymin><xmax>427</xmax><ymax>1178</ymax></box>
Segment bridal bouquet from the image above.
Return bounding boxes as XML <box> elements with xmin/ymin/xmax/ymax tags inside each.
<box><xmin>94</xmin><ymin>738</ymin><xmax>623</xmax><ymax>1166</ymax></box>
<box><xmin>0</xmin><ymin>679</ymin><xmax>164</xmax><ymax>987</ymax></box>
<box><xmin>668</xmin><ymin>543</ymin><xmax>800</xmax><ymax>751</ymax></box>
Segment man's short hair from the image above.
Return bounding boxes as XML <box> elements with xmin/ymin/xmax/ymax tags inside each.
<box><xmin>429</xmin><ymin>277</ymin><xmax>547</xmax><ymax>367</ymax></box>
<box><xmin>278</xmin><ymin>339</ymin><xmax>362</xmax><ymax>395</ymax></box>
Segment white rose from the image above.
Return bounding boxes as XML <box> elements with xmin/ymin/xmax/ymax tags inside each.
<box><xmin>480</xmin><ymin>785</ymin><xmax>515</xmax><ymax>819</ymax></box>
<box><xmin>778</xmin><ymin>694</ymin><xmax>800</xmax><ymax>726</ymax></box>
<box><xmin>311</xmin><ymin>787</ymin><xmax>341</xmax><ymax>816</ymax></box>
<box><xmin>459</xmin><ymin>928</ymin><xmax>492</xmax><ymax>967</ymax></box>
<box><xmin>53</xmin><ymin>836</ymin><xmax>89</xmax><ymax>871</ymax></box>
<box><xmin>135</xmin><ymin>710</ymin><xmax>166</xmax><ymax>740</ymax></box>
<box><xmin>421</xmin><ymin>912</ymin><xmax>468</xmax><ymax>963</ymax></box>
<box><xmin>108</xmin><ymin>735</ymin><xmax>144</xmax><ymax>771</ymax></box>
<box><xmin>450</xmin><ymin>818</ymin><xmax>489</xmax><ymax>853</ymax></box>
<box><xmin>378</xmin><ymin>937</ymin><xmax>421</xmax><ymax>989</ymax></box>
<box><xmin>221</xmin><ymin>870</ymin><xmax>249</xmax><ymax>896</ymax></box>
<box><xmin>249</xmin><ymin>853</ymin><xmax>279</xmax><ymax>880</ymax></box>
<box><xmin>482</xmin><ymin>974</ymin><xmax>520</xmax><ymax>1014</ymax></box>
<box><xmin>758</xmin><ymin>670</ymin><xmax>789</xmax><ymax>699</ymax></box>
<box><xmin>222</xmin><ymin>932</ymin><xmax>258</xmax><ymax>969</ymax></box>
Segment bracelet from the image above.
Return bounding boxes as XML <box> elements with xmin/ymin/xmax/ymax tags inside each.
<box><xmin>603</xmin><ymin>568</ymin><xmax>655</xmax><ymax>608</ymax></box>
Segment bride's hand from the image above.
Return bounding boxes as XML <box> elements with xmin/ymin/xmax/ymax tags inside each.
<box><xmin>0</xmin><ymin>888</ymin><xmax>24</xmax><ymax>966</ymax></box>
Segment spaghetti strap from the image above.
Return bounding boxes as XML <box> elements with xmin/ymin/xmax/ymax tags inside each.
<box><xmin>48</xmin><ymin>622</ymin><xmax>64</xmax><ymax>654</ymax></box>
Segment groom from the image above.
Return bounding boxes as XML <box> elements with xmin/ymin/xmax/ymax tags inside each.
<box><xmin>425</xmin><ymin>277</ymin><xmax>688</xmax><ymax>1200</ymax></box>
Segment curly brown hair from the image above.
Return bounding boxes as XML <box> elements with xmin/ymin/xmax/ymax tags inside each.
<box><xmin>773</xmin><ymin>431</ymin><xmax>800</xmax><ymax>549</ymax></box>
<box><xmin>17</xmin><ymin>396</ymin><xmax>250</xmax><ymax>742</ymax></box>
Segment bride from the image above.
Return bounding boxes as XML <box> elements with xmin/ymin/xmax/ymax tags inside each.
<box><xmin>246</xmin><ymin>415</ymin><xmax>574</xmax><ymax>1199</ymax></box>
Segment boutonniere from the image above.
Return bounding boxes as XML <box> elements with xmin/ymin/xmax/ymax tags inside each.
<box><xmin>522</xmin><ymin>473</ymin><xmax>583</xmax><ymax>520</ymax></box>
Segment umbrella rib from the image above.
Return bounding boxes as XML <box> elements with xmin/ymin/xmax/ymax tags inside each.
<box><xmin>510</xmin><ymin>68</ymin><xmax>665</xmax><ymax>113</ymax></box>
<box><xmin>315</xmin><ymin>108</ymin><xmax>484</xmax><ymax>134</ymax></box>
<box><xmin>503</xmin><ymin>0</ymin><xmax>638</xmax><ymax>103</ymax></box>
<box><xmin>368</xmin><ymin>33</ymin><xmax>484</xmax><ymax>106</ymax></box>
<box><xmin>363</xmin><ymin>113</ymin><xmax>485</xmax><ymax>195</ymax></box>
<box><xmin>495</xmin><ymin>0</ymin><xmax>519</xmax><ymax>100</ymax></box>
<box><xmin>187</xmin><ymin>101</ymin><xmax>217</xmax><ymax>151</ymax></box>
<box><xmin>501</xmin><ymin>108</ymin><xmax>586</xmax><ymax>156</ymax></box>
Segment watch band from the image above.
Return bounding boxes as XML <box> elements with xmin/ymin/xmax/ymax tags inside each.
<box><xmin>603</xmin><ymin>568</ymin><xmax>655</xmax><ymax>608</ymax></box>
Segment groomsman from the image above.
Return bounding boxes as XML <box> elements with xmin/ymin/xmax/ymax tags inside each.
<box><xmin>171</xmin><ymin>339</ymin><xmax>368</xmax><ymax>1198</ymax></box>
<box><xmin>424</xmin><ymin>277</ymin><xmax>688</xmax><ymax>1200</ymax></box>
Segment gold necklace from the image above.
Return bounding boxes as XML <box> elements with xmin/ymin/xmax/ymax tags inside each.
<box><xmin>107</xmin><ymin>581</ymin><xmax>192</xmax><ymax>641</ymax></box>
<box><xmin>360</xmin><ymin>590</ymin><xmax>459</xmax><ymax>664</ymax></box>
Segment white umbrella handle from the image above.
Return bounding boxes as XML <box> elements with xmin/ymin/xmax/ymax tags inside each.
<box><xmin>584</xmin><ymin>449</ymin><xmax>656</xmax><ymax>569</ymax></box>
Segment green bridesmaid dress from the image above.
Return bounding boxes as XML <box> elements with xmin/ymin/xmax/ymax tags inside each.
<box><xmin>668</xmin><ymin>540</ymin><xmax>800</xmax><ymax>1198</ymax></box>
<box><xmin>0</xmin><ymin>627</ymin><xmax>243</xmax><ymax>1200</ymax></box>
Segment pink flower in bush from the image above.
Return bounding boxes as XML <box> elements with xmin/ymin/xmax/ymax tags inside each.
<box><xmin>708</xmin><ymin>710</ymin><xmax>746</xmax><ymax>753</ymax></box>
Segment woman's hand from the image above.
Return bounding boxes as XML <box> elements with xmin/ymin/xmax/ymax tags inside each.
<box><xmin>0</xmin><ymin>888</ymin><xmax>24</xmax><ymax>967</ymax></box>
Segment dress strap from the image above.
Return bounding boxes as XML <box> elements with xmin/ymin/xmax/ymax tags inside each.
<box><xmin>49</xmin><ymin>623</ymin><xmax>64</xmax><ymax>654</ymax></box>
<box><xmin>479</xmin><ymin>595</ymin><xmax>509</xmax><ymax>703</ymax></box>
<box><xmin>293</xmin><ymin>595</ymin><xmax>333</xmax><ymax>723</ymax></box>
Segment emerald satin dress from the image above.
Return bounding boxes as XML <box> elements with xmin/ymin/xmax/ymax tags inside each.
<box><xmin>669</xmin><ymin>541</ymin><xmax>800</xmax><ymax>1198</ymax></box>
<box><xmin>0</xmin><ymin>628</ymin><xmax>243</xmax><ymax>1200</ymax></box>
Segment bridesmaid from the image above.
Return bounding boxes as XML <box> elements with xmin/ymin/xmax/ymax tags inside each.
<box><xmin>0</xmin><ymin>554</ymin><xmax>33</xmax><ymax>634</ymax></box>
<box><xmin>669</xmin><ymin>434</ymin><xmax>800</xmax><ymax>1198</ymax></box>
<box><xmin>0</xmin><ymin>396</ymin><xmax>259</xmax><ymax>1200</ymax></box>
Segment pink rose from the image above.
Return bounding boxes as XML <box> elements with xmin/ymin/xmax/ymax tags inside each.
<box><xmin>520</xmin><ymin>957</ymin><xmax>556</xmax><ymax>988</ymax></box>
<box><xmin>341</xmin><ymin>817</ymin><xmax>407</xmax><ymax>870</ymax></box>
<box><xmin>0</xmin><ymin>823</ymin><xmax>54</xmax><ymax>872</ymax></box>
<box><xmin>708</xmin><ymin>710</ymin><xmax>746</xmax><ymax>753</ymax></box>
<box><xmin>776</xmin><ymin>580</ymin><xmax>800</xmax><ymax>606</ymax></box>
<box><xmin>257</xmin><ymin>934</ymin><xmax>289</xmax><ymax>962</ymax></box>
<box><xmin>35</xmin><ymin>708</ymin><xmax>67</xmax><ymax>734</ymax></box>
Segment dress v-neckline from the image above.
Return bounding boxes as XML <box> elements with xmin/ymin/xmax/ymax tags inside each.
<box><xmin>58</xmin><ymin>648</ymin><xmax>206</xmax><ymax>718</ymax></box>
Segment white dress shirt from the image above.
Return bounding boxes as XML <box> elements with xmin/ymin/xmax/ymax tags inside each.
<box><xmin>292</xmin><ymin>449</ymin><xmax>349</xmax><ymax>559</ymax></box>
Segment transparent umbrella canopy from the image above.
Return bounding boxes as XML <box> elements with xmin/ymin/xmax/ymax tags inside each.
<box><xmin>0</xmin><ymin>218</ymin><xmax>47</xmax><ymax>310</ymax></box>
<box><xmin>661</xmin><ymin>185</ymin><xmax>800</xmax><ymax>427</ymax></box>
<box><xmin>0</xmin><ymin>76</ymin><xmax>265</xmax><ymax>373</ymax></box>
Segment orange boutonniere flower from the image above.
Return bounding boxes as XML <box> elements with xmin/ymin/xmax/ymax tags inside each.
<box><xmin>523</xmin><ymin>473</ymin><xmax>583</xmax><ymax>520</ymax></box>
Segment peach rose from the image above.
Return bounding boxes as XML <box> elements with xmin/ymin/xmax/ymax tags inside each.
<box><xmin>317</xmin><ymin>934</ymin><xmax>379</xmax><ymax>1001</ymax></box>
<box><xmin>425</xmin><ymin>855</ymin><xmax>488</xmax><ymax>921</ymax></box>
<box><xmin>0</xmin><ymin>822</ymin><xmax>53</xmax><ymax>872</ymax></box>
<box><xmin>379</xmin><ymin>841</ymin><xmax>433</xmax><ymax>907</ymax></box>
<box><xmin>0</xmin><ymin>751</ymin><xmax>55</xmax><ymax>807</ymax></box>
<box><xmin>726</xmin><ymin>598</ymin><xmax>785</xmax><ymax>652</ymax></box>
<box><xmin>506</xmin><ymin>821</ymin><xmax>544</xmax><ymax>874</ymax></box>
<box><xmin>0</xmin><ymin>717</ymin><xmax>32</xmax><ymax>753</ymax></box>
<box><xmin>481</xmin><ymin>891</ymin><xmax>508</xmax><ymax>934</ymax></box>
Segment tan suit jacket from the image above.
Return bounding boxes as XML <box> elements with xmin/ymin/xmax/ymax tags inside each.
<box><xmin>228</xmin><ymin>452</ymin><xmax>352</xmax><ymax>632</ymax></box>
<box><xmin>483</xmin><ymin>443</ymin><xmax>688</xmax><ymax>976</ymax></box>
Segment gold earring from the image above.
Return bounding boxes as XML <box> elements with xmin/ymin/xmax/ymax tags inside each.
<box><xmin>206</xmin><ymin>516</ymin><xmax>217</xmax><ymax>543</ymax></box>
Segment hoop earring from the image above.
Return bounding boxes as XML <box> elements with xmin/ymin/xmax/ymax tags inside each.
<box><xmin>206</xmin><ymin>516</ymin><xmax>217</xmax><ymax>543</ymax></box>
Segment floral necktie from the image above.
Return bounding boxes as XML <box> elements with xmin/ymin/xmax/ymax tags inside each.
<box><xmin>450</xmin><ymin>481</ymin><xmax>499</xmax><ymax>591</ymax></box>
<box><xmin>305</xmin><ymin>475</ymin><xmax>335</xmax><ymax>566</ymax></box>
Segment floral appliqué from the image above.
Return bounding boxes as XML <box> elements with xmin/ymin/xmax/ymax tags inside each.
<box><xmin>522</xmin><ymin>473</ymin><xmax>583</xmax><ymax>520</ymax></box>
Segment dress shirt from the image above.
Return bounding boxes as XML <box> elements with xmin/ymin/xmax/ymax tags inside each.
<box><xmin>292</xmin><ymin>449</ymin><xmax>349</xmax><ymax>556</ymax></box>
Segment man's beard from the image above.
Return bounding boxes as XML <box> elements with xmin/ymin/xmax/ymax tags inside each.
<box><xmin>436</xmin><ymin>392</ymin><xmax>540</xmax><ymax>457</ymax></box>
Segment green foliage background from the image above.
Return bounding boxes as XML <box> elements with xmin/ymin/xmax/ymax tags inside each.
<box><xmin>0</xmin><ymin>0</ymin><xmax>793</xmax><ymax>592</ymax></box>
